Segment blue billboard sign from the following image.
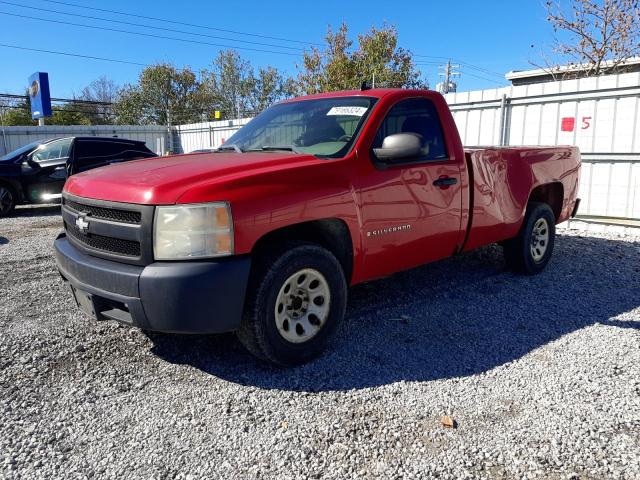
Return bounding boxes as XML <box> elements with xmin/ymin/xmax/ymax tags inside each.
<box><xmin>28</xmin><ymin>72</ymin><xmax>52</xmax><ymax>120</ymax></box>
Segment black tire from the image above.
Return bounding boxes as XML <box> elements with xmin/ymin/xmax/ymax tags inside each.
<box><xmin>0</xmin><ymin>182</ymin><xmax>17</xmax><ymax>218</ymax></box>
<box><xmin>237</xmin><ymin>243</ymin><xmax>347</xmax><ymax>366</ymax></box>
<box><xmin>503</xmin><ymin>202</ymin><xmax>556</xmax><ymax>275</ymax></box>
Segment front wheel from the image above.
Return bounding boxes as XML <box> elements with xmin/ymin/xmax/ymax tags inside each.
<box><xmin>0</xmin><ymin>183</ymin><xmax>16</xmax><ymax>218</ymax></box>
<box><xmin>237</xmin><ymin>243</ymin><xmax>347</xmax><ymax>366</ymax></box>
<box><xmin>503</xmin><ymin>202</ymin><xmax>556</xmax><ymax>275</ymax></box>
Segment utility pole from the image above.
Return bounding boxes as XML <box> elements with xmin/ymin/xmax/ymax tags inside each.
<box><xmin>166</xmin><ymin>106</ymin><xmax>173</xmax><ymax>155</ymax></box>
<box><xmin>438</xmin><ymin>60</ymin><xmax>460</xmax><ymax>94</ymax></box>
<box><xmin>0</xmin><ymin>104</ymin><xmax>7</xmax><ymax>155</ymax></box>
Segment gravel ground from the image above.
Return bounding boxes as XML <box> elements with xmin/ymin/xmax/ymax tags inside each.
<box><xmin>1</xmin><ymin>205</ymin><xmax>639</xmax><ymax>480</ymax></box>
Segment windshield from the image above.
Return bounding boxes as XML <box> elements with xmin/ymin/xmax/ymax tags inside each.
<box><xmin>0</xmin><ymin>140</ymin><xmax>42</xmax><ymax>161</ymax></box>
<box><xmin>224</xmin><ymin>96</ymin><xmax>376</xmax><ymax>158</ymax></box>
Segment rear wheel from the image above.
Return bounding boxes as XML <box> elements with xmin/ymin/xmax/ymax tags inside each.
<box><xmin>503</xmin><ymin>202</ymin><xmax>555</xmax><ymax>275</ymax></box>
<box><xmin>0</xmin><ymin>183</ymin><xmax>16</xmax><ymax>217</ymax></box>
<box><xmin>237</xmin><ymin>243</ymin><xmax>347</xmax><ymax>366</ymax></box>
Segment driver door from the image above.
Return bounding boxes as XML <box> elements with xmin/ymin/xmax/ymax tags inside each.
<box><xmin>23</xmin><ymin>138</ymin><xmax>73</xmax><ymax>202</ymax></box>
<box><xmin>355</xmin><ymin>97</ymin><xmax>464</xmax><ymax>279</ymax></box>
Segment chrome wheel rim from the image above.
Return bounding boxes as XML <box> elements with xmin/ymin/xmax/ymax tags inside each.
<box><xmin>0</xmin><ymin>186</ymin><xmax>13</xmax><ymax>215</ymax></box>
<box><xmin>531</xmin><ymin>218</ymin><xmax>549</xmax><ymax>262</ymax></box>
<box><xmin>275</xmin><ymin>268</ymin><xmax>331</xmax><ymax>344</ymax></box>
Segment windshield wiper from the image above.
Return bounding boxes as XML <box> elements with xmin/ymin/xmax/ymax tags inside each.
<box><xmin>215</xmin><ymin>143</ymin><xmax>244</xmax><ymax>153</ymax></box>
<box><xmin>257</xmin><ymin>145</ymin><xmax>302</xmax><ymax>154</ymax></box>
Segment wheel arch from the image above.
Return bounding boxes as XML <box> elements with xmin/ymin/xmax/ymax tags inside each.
<box><xmin>0</xmin><ymin>177</ymin><xmax>23</xmax><ymax>200</ymax></box>
<box><xmin>250</xmin><ymin>218</ymin><xmax>354</xmax><ymax>284</ymax></box>
<box><xmin>528</xmin><ymin>182</ymin><xmax>564</xmax><ymax>222</ymax></box>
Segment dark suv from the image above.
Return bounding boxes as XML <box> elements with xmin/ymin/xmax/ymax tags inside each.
<box><xmin>0</xmin><ymin>137</ymin><xmax>157</xmax><ymax>216</ymax></box>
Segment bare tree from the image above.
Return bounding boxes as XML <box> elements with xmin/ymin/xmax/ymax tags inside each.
<box><xmin>79</xmin><ymin>76</ymin><xmax>120</xmax><ymax>124</ymax></box>
<box><xmin>542</xmin><ymin>0</ymin><xmax>640</xmax><ymax>77</ymax></box>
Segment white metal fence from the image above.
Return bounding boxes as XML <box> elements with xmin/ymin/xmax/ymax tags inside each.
<box><xmin>172</xmin><ymin>118</ymin><xmax>251</xmax><ymax>153</ymax></box>
<box><xmin>2</xmin><ymin>73</ymin><xmax>639</xmax><ymax>227</ymax></box>
<box><xmin>173</xmin><ymin>75</ymin><xmax>640</xmax><ymax>225</ymax></box>
<box><xmin>0</xmin><ymin>125</ymin><xmax>170</xmax><ymax>156</ymax></box>
<box><xmin>444</xmin><ymin>72</ymin><xmax>640</xmax><ymax>224</ymax></box>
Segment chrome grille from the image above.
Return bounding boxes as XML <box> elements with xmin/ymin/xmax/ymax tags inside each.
<box><xmin>65</xmin><ymin>221</ymin><xmax>141</xmax><ymax>257</ymax></box>
<box><xmin>64</xmin><ymin>198</ymin><xmax>141</xmax><ymax>224</ymax></box>
<box><xmin>62</xmin><ymin>193</ymin><xmax>154</xmax><ymax>266</ymax></box>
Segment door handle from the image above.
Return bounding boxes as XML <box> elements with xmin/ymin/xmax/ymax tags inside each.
<box><xmin>433</xmin><ymin>176</ymin><xmax>458</xmax><ymax>188</ymax></box>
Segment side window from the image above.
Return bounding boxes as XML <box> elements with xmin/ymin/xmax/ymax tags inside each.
<box><xmin>74</xmin><ymin>139</ymin><xmax>148</xmax><ymax>171</ymax></box>
<box><xmin>120</xmin><ymin>148</ymin><xmax>154</xmax><ymax>161</ymax></box>
<box><xmin>75</xmin><ymin>140</ymin><xmax>131</xmax><ymax>159</ymax></box>
<box><xmin>373</xmin><ymin>98</ymin><xmax>447</xmax><ymax>161</ymax></box>
<box><xmin>31</xmin><ymin>138</ymin><xmax>73</xmax><ymax>162</ymax></box>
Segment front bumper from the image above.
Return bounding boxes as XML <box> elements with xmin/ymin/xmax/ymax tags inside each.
<box><xmin>54</xmin><ymin>234</ymin><xmax>251</xmax><ymax>334</ymax></box>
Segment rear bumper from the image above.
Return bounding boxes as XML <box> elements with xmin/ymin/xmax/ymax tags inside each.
<box><xmin>54</xmin><ymin>234</ymin><xmax>251</xmax><ymax>334</ymax></box>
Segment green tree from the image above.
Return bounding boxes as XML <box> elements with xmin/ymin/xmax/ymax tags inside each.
<box><xmin>298</xmin><ymin>23</ymin><xmax>427</xmax><ymax>94</ymax></box>
<box><xmin>1</xmin><ymin>88</ymin><xmax>99</xmax><ymax>126</ymax></box>
<box><xmin>202</xmin><ymin>50</ymin><xmax>296</xmax><ymax>118</ymax></box>
<box><xmin>202</xmin><ymin>50</ymin><xmax>254</xmax><ymax>118</ymax></box>
<box><xmin>113</xmin><ymin>64</ymin><xmax>211</xmax><ymax>125</ymax></box>
<box><xmin>248</xmin><ymin>66</ymin><xmax>298</xmax><ymax>113</ymax></box>
<box><xmin>50</xmin><ymin>104</ymin><xmax>91</xmax><ymax>125</ymax></box>
<box><xmin>0</xmin><ymin>92</ymin><xmax>35</xmax><ymax>126</ymax></box>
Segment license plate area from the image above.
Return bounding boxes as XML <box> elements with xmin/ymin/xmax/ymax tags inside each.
<box><xmin>71</xmin><ymin>286</ymin><xmax>97</xmax><ymax>319</ymax></box>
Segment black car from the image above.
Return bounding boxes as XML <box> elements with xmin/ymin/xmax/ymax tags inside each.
<box><xmin>0</xmin><ymin>137</ymin><xmax>157</xmax><ymax>217</ymax></box>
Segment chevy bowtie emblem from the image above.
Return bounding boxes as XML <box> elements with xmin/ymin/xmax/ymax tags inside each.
<box><xmin>75</xmin><ymin>216</ymin><xmax>90</xmax><ymax>234</ymax></box>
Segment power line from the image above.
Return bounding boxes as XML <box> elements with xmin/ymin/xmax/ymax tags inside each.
<box><xmin>0</xmin><ymin>93</ymin><xmax>114</xmax><ymax>105</ymax></box>
<box><xmin>414</xmin><ymin>54</ymin><xmax>451</xmax><ymax>60</ymax></box>
<box><xmin>414</xmin><ymin>54</ymin><xmax>504</xmax><ymax>78</ymax></box>
<box><xmin>0</xmin><ymin>42</ymin><xmax>149</xmax><ymax>66</ymax></box>
<box><xmin>457</xmin><ymin>62</ymin><xmax>504</xmax><ymax>78</ymax></box>
<box><xmin>0</xmin><ymin>11</ymin><xmax>302</xmax><ymax>57</ymax></box>
<box><xmin>1</xmin><ymin>42</ymin><xmax>508</xmax><ymax>91</ymax></box>
<box><xmin>459</xmin><ymin>69</ymin><xmax>505</xmax><ymax>85</ymax></box>
<box><xmin>0</xmin><ymin>0</ymin><xmax>302</xmax><ymax>52</ymax></box>
<box><xmin>37</xmin><ymin>0</ymin><xmax>322</xmax><ymax>47</ymax></box>
<box><xmin>0</xmin><ymin>104</ymin><xmax>113</xmax><ymax>115</ymax></box>
<box><xmin>28</xmin><ymin>0</ymin><xmax>509</xmax><ymax>76</ymax></box>
<box><xmin>0</xmin><ymin>13</ymin><xmax>505</xmax><ymax>86</ymax></box>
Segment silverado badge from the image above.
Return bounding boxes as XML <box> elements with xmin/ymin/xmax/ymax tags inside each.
<box><xmin>367</xmin><ymin>224</ymin><xmax>412</xmax><ymax>237</ymax></box>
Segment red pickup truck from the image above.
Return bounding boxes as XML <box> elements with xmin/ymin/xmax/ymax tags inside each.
<box><xmin>54</xmin><ymin>88</ymin><xmax>581</xmax><ymax>365</ymax></box>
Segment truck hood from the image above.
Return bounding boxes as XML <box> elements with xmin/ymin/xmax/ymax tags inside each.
<box><xmin>64</xmin><ymin>151</ymin><xmax>321</xmax><ymax>204</ymax></box>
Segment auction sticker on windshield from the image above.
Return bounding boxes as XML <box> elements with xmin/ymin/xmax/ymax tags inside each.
<box><xmin>326</xmin><ymin>106</ymin><xmax>368</xmax><ymax>116</ymax></box>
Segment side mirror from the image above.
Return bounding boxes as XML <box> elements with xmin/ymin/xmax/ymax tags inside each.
<box><xmin>21</xmin><ymin>153</ymin><xmax>40</xmax><ymax>171</ymax></box>
<box><xmin>25</xmin><ymin>152</ymin><xmax>40</xmax><ymax>167</ymax></box>
<box><xmin>373</xmin><ymin>133</ymin><xmax>422</xmax><ymax>162</ymax></box>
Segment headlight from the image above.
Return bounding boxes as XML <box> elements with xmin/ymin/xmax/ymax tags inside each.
<box><xmin>154</xmin><ymin>202</ymin><xmax>233</xmax><ymax>260</ymax></box>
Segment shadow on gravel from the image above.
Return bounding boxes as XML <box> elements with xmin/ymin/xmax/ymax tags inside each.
<box><xmin>0</xmin><ymin>237</ymin><xmax>8</xmax><ymax>245</ymax></box>
<box><xmin>149</xmin><ymin>234</ymin><xmax>640</xmax><ymax>392</ymax></box>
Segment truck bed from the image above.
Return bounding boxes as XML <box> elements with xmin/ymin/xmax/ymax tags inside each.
<box><xmin>462</xmin><ymin>146</ymin><xmax>581</xmax><ymax>252</ymax></box>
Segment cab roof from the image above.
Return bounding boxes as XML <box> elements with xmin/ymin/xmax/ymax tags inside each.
<box><xmin>281</xmin><ymin>88</ymin><xmax>434</xmax><ymax>103</ymax></box>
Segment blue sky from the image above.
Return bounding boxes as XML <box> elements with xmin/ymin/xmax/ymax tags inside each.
<box><xmin>0</xmin><ymin>0</ymin><xmax>554</xmax><ymax>98</ymax></box>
